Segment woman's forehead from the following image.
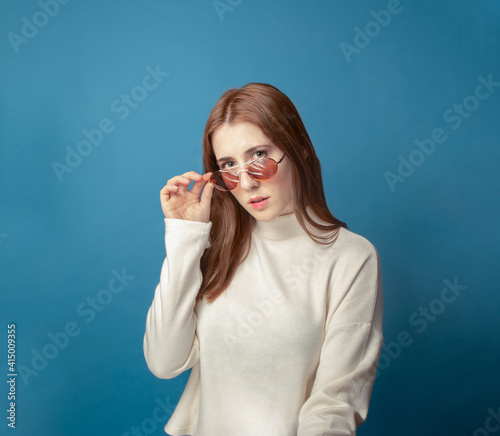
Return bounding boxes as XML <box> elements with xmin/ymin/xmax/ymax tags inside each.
<box><xmin>212</xmin><ymin>122</ymin><xmax>276</xmax><ymax>158</ymax></box>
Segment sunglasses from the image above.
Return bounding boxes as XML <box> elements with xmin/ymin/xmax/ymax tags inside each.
<box><xmin>210</xmin><ymin>154</ymin><xmax>286</xmax><ymax>191</ymax></box>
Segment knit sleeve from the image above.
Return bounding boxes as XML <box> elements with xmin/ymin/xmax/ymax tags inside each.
<box><xmin>297</xmin><ymin>238</ymin><xmax>384</xmax><ymax>436</ymax></box>
<box><xmin>143</xmin><ymin>218</ymin><xmax>212</xmax><ymax>379</ymax></box>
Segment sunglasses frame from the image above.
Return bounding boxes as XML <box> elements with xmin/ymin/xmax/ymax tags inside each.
<box><xmin>210</xmin><ymin>153</ymin><xmax>286</xmax><ymax>191</ymax></box>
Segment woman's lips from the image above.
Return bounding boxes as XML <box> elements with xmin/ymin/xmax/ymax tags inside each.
<box><xmin>250</xmin><ymin>197</ymin><xmax>269</xmax><ymax>209</ymax></box>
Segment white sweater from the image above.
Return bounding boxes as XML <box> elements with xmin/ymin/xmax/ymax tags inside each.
<box><xmin>143</xmin><ymin>209</ymin><xmax>383</xmax><ymax>436</ymax></box>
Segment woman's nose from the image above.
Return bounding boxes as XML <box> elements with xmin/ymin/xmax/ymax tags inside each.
<box><xmin>239</xmin><ymin>170</ymin><xmax>258</xmax><ymax>190</ymax></box>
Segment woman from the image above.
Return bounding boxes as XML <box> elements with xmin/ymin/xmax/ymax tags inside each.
<box><xmin>143</xmin><ymin>83</ymin><xmax>383</xmax><ymax>436</ymax></box>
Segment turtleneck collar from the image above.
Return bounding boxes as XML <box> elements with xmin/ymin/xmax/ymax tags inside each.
<box><xmin>253</xmin><ymin>206</ymin><xmax>322</xmax><ymax>240</ymax></box>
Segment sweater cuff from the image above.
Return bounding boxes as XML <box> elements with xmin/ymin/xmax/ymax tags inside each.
<box><xmin>164</xmin><ymin>218</ymin><xmax>212</xmax><ymax>250</ymax></box>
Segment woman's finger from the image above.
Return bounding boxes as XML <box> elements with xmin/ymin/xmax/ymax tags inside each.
<box><xmin>166</xmin><ymin>172</ymin><xmax>201</xmax><ymax>184</ymax></box>
<box><xmin>180</xmin><ymin>171</ymin><xmax>202</xmax><ymax>180</ymax></box>
<box><xmin>199</xmin><ymin>178</ymin><xmax>214</xmax><ymax>212</ymax></box>
<box><xmin>177</xmin><ymin>172</ymin><xmax>203</xmax><ymax>193</ymax></box>
<box><xmin>189</xmin><ymin>172</ymin><xmax>213</xmax><ymax>197</ymax></box>
<box><xmin>163</xmin><ymin>184</ymin><xmax>180</xmax><ymax>192</ymax></box>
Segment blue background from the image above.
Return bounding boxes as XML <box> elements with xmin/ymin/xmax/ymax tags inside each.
<box><xmin>1</xmin><ymin>0</ymin><xmax>499</xmax><ymax>435</ymax></box>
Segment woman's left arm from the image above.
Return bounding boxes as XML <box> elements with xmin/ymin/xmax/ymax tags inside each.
<box><xmin>297</xmin><ymin>239</ymin><xmax>384</xmax><ymax>436</ymax></box>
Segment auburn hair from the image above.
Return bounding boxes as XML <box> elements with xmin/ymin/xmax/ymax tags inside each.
<box><xmin>197</xmin><ymin>83</ymin><xmax>347</xmax><ymax>304</ymax></box>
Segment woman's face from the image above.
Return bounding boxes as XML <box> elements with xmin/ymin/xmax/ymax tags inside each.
<box><xmin>211</xmin><ymin>122</ymin><xmax>295</xmax><ymax>222</ymax></box>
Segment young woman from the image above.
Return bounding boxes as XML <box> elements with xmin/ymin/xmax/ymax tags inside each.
<box><xmin>143</xmin><ymin>83</ymin><xmax>383</xmax><ymax>436</ymax></box>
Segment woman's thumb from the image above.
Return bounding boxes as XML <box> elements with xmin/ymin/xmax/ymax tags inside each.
<box><xmin>200</xmin><ymin>179</ymin><xmax>214</xmax><ymax>212</ymax></box>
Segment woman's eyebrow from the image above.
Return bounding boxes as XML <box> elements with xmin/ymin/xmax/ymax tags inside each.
<box><xmin>216</xmin><ymin>145</ymin><xmax>271</xmax><ymax>164</ymax></box>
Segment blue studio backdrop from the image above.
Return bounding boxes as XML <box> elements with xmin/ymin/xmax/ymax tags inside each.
<box><xmin>1</xmin><ymin>1</ymin><xmax>499</xmax><ymax>435</ymax></box>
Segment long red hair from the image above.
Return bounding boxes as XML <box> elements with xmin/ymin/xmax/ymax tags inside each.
<box><xmin>197</xmin><ymin>83</ymin><xmax>346</xmax><ymax>304</ymax></box>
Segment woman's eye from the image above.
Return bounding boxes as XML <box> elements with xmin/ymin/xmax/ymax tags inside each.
<box><xmin>220</xmin><ymin>151</ymin><xmax>267</xmax><ymax>170</ymax></box>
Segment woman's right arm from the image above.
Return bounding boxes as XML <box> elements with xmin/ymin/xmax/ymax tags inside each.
<box><xmin>143</xmin><ymin>171</ymin><xmax>214</xmax><ymax>379</ymax></box>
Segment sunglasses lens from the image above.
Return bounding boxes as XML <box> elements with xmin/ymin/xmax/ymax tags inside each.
<box><xmin>211</xmin><ymin>171</ymin><xmax>239</xmax><ymax>191</ymax></box>
<box><xmin>211</xmin><ymin>158</ymin><xmax>280</xmax><ymax>191</ymax></box>
<box><xmin>248</xmin><ymin>158</ymin><xmax>277</xmax><ymax>180</ymax></box>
